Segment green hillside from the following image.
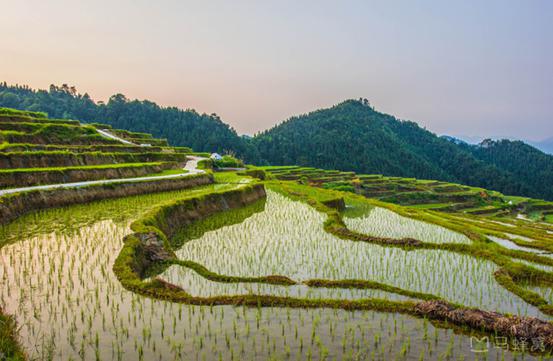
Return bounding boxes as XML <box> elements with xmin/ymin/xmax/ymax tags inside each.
<box><xmin>3</xmin><ymin>105</ymin><xmax>553</xmax><ymax>359</ymax></box>
<box><xmin>257</xmin><ymin>165</ymin><xmax>553</xmax><ymax>221</ymax></box>
<box><xmin>3</xmin><ymin>83</ymin><xmax>553</xmax><ymax>202</ymax></box>
<box><xmin>464</xmin><ymin>139</ymin><xmax>553</xmax><ymax>200</ymax></box>
<box><xmin>0</xmin><ymin>107</ymin><xmax>195</xmax><ymax>189</ymax></box>
<box><xmin>0</xmin><ymin>83</ymin><xmax>261</xmax><ymax>162</ymax></box>
<box><xmin>253</xmin><ymin>99</ymin><xmax>550</xmax><ymax>199</ymax></box>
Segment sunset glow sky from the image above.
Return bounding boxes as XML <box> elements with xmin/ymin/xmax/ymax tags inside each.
<box><xmin>1</xmin><ymin>0</ymin><xmax>552</xmax><ymax>140</ymax></box>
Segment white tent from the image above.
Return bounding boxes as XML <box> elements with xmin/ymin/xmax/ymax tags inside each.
<box><xmin>210</xmin><ymin>153</ymin><xmax>223</xmax><ymax>160</ymax></box>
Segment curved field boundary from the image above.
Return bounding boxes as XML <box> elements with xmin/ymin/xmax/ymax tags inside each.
<box><xmin>0</xmin><ymin>161</ymin><xmax>180</xmax><ymax>188</ymax></box>
<box><xmin>271</xmin><ymin>181</ymin><xmax>553</xmax><ymax>316</ymax></box>
<box><xmin>113</xmin><ymin>180</ymin><xmax>553</xmax><ymax>351</ymax></box>
<box><xmin>0</xmin><ymin>150</ymin><xmax>188</xmax><ymax>169</ymax></box>
<box><xmin>168</xmin><ymin>259</ymin><xmax>441</xmax><ymax>301</ymax></box>
<box><xmin>0</xmin><ymin>173</ymin><xmax>213</xmax><ymax>225</ymax></box>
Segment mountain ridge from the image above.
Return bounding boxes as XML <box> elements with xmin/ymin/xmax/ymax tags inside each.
<box><xmin>1</xmin><ymin>83</ymin><xmax>551</xmax><ymax>200</ymax></box>
<box><xmin>253</xmin><ymin>99</ymin><xmax>549</xmax><ymax>200</ymax></box>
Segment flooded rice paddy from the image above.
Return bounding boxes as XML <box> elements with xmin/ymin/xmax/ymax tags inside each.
<box><xmin>169</xmin><ymin>191</ymin><xmax>545</xmax><ymax>317</ymax></box>
<box><xmin>0</xmin><ymin>187</ymin><xmax>551</xmax><ymax>360</ymax></box>
<box><xmin>343</xmin><ymin>206</ymin><xmax>472</xmax><ymax>245</ymax></box>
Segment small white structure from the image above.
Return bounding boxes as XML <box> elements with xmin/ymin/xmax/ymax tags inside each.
<box><xmin>140</xmin><ymin>143</ymin><xmax>152</xmax><ymax>147</ymax></box>
<box><xmin>210</xmin><ymin>153</ymin><xmax>223</xmax><ymax>160</ymax></box>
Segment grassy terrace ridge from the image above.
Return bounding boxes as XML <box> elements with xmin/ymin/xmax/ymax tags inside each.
<box><xmin>0</xmin><ymin>161</ymin><xmax>183</xmax><ymax>188</ymax></box>
<box><xmin>111</xmin><ymin>171</ymin><xmax>553</xmax><ymax>350</ymax></box>
<box><xmin>257</xmin><ymin>164</ymin><xmax>553</xmax><ymax>221</ymax></box>
<box><xmin>0</xmin><ymin>122</ymin><xmax>122</xmax><ymax>145</ymax></box>
<box><xmin>0</xmin><ymin>110</ymin><xmax>160</xmax><ymax>146</ymax></box>
<box><xmin>0</xmin><ymin>142</ymin><xmax>192</xmax><ymax>153</ymax></box>
<box><xmin>0</xmin><ymin>107</ymin><xmax>47</xmax><ymax>118</ymax></box>
<box><xmin>0</xmin><ymin>171</ymin><xmax>213</xmax><ymax>225</ymax></box>
<box><xmin>0</xmin><ymin>150</ymin><xmax>188</xmax><ymax>169</ymax></box>
<box><xmin>0</xmin><ymin>106</ymin><xmax>199</xmax><ymax>188</ymax></box>
<box><xmin>0</xmin><ymin>161</ymin><xmax>173</xmax><ymax>173</ymax></box>
<box><xmin>0</xmin><ymin>120</ymin><xmax>87</xmax><ymax>132</ymax></box>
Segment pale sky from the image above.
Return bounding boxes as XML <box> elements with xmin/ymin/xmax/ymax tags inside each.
<box><xmin>1</xmin><ymin>0</ymin><xmax>552</xmax><ymax>140</ymax></box>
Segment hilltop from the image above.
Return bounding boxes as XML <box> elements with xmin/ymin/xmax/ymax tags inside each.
<box><xmin>253</xmin><ymin>99</ymin><xmax>553</xmax><ymax>200</ymax></box>
<box><xmin>532</xmin><ymin>136</ymin><xmax>553</xmax><ymax>155</ymax></box>
<box><xmin>254</xmin><ymin>100</ymin><xmax>546</xmax><ymax>196</ymax></box>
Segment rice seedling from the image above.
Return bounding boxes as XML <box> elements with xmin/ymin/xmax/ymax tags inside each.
<box><xmin>343</xmin><ymin>206</ymin><xmax>472</xmax><ymax>245</ymax></box>
<box><xmin>170</xmin><ymin>191</ymin><xmax>546</xmax><ymax>317</ymax></box>
<box><xmin>1</xmin><ymin>178</ymin><xmax>551</xmax><ymax>360</ymax></box>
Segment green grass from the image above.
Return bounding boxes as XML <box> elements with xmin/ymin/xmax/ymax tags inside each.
<box><xmin>408</xmin><ymin>203</ymin><xmax>451</xmax><ymax>209</ymax></box>
<box><xmin>108</xmin><ymin>177</ymin><xmax>553</xmax><ymax>351</ymax></box>
<box><xmin>0</xmin><ymin>310</ymin><xmax>25</xmax><ymax>360</ymax></box>
<box><xmin>0</xmin><ymin>142</ymin><xmax>167</xmax><ymax>153</ymax></box>
<box><xmin>260</xmin><ymin>165</ymin><xmax>552</xmax><ymax>220</ymax></box>
<box><xmin>0</xmin><ymin>161</ymin><xmax>171</xmax><ymax>173</ymax></box>
<box><xmin>139</xmin><ymin>168</ymin><xmax>187</xmax><ymax>177</ymax></box>
<box><xmin>2</xmin><ymin>122</ymin><xmax>119</xmax><ymax>145</ymax></box>
<box><xmin>110</xmin><ymin>128</ymin><xmax>154</xmax><ymax>140</ymax></box>
<box><xmin>0</xmin><ymin>161</ymin><xmax>182</xmax><ymax>189</ymax></box>
<box><xmin>213</xmin><ymin>155</ymin><xmax>244</xmax><ymax>168</ymax></box>
<box><xmin>0</xmin><ymin>150</ymin><xmax>188</xmax><ymax>168</ymax></box>
<box><xmin>0</xmin><ymin>107</ymin><xmax>47</xmax><ymax>118</ymax></box>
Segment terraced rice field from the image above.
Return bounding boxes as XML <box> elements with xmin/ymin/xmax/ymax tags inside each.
<box><xmin>343</xmin><ymin>205</ymin><xmax>472</xmax><ymax>245</ymax></box>
<box><xmin>163</xmin><ymin>191</ymin><xmax>547</xmax><ymax>317</ymax></box>
<box><xmin>2</xmin><ymin>108</ymin><xmax>553</xmax><ymax>360</ymax></box>
<box><xmin>2</xmin><ymin>187</ymin><xmax>550</xmax><ymax>360</ymax></box>
<box><xmin>260</xmin><ymin>165</ymin><xmax>553</xmax><ymax>220</ymax></box>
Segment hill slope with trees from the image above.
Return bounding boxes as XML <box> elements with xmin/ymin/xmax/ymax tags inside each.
<box><xmin>252</xmin><ymin>99</ymin><xmax>549</xmax><ymax>199</ymax></box>
<box><xmin>463</xmin><ymin>139</ymin><xmax>553</xmax><ymax>200</ymax></box>
<box><xmin>0</xmin><ymin>83</ymin><xmax>261</xmax><ymax>162</ymax></box>
<box><xmin>2</xmin><ymin>83</ymin><xmax>552</xmax><ymax>200</ymax></box>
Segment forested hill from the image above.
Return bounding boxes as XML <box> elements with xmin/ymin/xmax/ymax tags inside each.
<box><xmin>463</xmin><ymin>139</ymin><xmax>553</xmax><ymax>200</ymax></box>
<box><xmin>0</xmin><ymin>83</ymin><xmax>261</xmax><ymax>162</ymax></box>
<box><xmin>3</xmin><ymin>83</ymin><xmax>552</xmax><ymax>200</ymax></box>
<box><xmin>252</xmin><ymin>99</ymin><xmax>549</xmax><ymax>200</ymax></box>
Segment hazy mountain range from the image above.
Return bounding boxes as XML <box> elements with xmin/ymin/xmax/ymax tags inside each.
<box><xmin>450</xmin><ymin>134</ymin><xmax>553</xmax><ymax>155</ymax></box>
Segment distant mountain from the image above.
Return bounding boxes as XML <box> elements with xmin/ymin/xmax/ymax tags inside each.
<box><xmin>0</xmin><ymin>83</ymin><xmax>261</xmax><ymax>162</ymax></box>
<box><xmin>463</xmin><ymin>139</ymin><xmax>553</xmax><ymax>200</ymax></box>
<box><xmin>532</xmin><ymin>137</ymin><xmax>553</xmax><ymax>155</ymax></box>
<box><xmin>253</xmin><ymin>99</ymin><xmax>553</xmax><ymax>200</ymax></box>
<box><xmin>440</xmin><ymin>135</ymin><xmax>469</xmax><ymax>146</ymax></box>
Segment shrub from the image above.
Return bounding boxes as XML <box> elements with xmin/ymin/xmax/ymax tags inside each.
<box><xmin>213</xmin><ymin>155</ymin><xmax>244</xmax><ymax>168</ymax></box>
